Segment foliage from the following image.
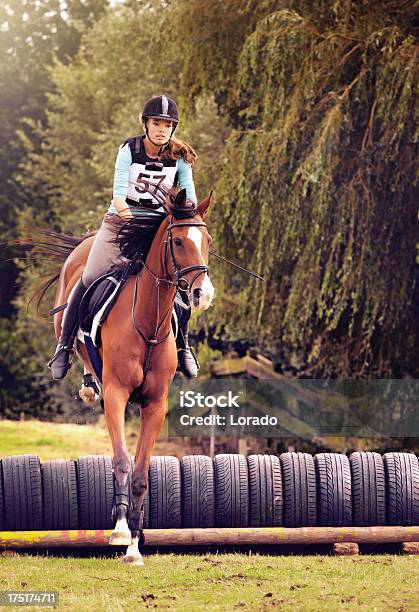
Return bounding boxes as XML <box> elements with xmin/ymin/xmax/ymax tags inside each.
<box><xmin>0</xmin><ymin>0</ymin><xmax>108</xmax><ymax>416</ymax></box>
<box><xmin>168</xmin><ymin>0</ymin><xmax>419</xmax><ymax>377</ymax></box>
<box><xmin>5</xmin><ymin>0</ymin><xmax>419</xmax><ymax>422</ymax></box>
<box><xmin>9</xmin><ymin>3</ymin><xmax>228</xmax><ymax>418</ymax></box>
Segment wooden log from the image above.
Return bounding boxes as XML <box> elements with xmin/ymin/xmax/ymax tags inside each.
<box><xmin>0</xmin><ymin>527</ymin><xmax>418</xmax><ymax>549</ymax></box>
<box><xmin>402</xmin><ymin>542</ymin><xmax>419</xmax><ymax>555</ymax></box>
<box><xmin>0</xmin><ymin>530</ymin><xmax>110</xmax><ymax>548</ymax></box>
<box><xmin>333</xmin><ymin>543</ymin><xmax>359</xmax><ymax>556</ymax></box>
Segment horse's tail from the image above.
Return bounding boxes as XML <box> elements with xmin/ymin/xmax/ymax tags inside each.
<box><xmin>15</xmin><ymin>228</ymin><xmax>95</xmax><ymax>317</ymax></box>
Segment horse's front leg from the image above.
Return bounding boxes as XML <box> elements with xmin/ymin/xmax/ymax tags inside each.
<box><xmin>103</xmin><ymin>377</ymin><xmax>133</xmax><ymax>546</ymax></box>
<box><xmin>123</xmin><ymin>396</ymin><xmax>167</xmax><ymax>566</ymax></box>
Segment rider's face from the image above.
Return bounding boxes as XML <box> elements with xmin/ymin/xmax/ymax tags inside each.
<box><xmin>145</xmin><ymin>118</ymin><xmax>173</xmax><ymax>144</ymax></box>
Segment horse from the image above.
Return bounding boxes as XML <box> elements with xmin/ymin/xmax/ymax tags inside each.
<box><xmin>28</xmin><ymin>187</ymin><xmax>214</xmax><ymax>565</ymax></box>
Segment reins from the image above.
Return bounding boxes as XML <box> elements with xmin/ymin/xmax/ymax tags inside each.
<box><xmin>131</xmin><ymin>215</ymin><xmax>209</xmax><ymax>383</ymax></box>
<box><xmin>135</xmin><ymin>178</ymin><xmax>265</xmax><ymax>282</ymax></box>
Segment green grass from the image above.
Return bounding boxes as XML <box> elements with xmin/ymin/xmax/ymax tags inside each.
<box><xmin>0</xmin><ymin>418</ymin><xmax>114</xmax><ymax>460</ymax></box>
<box><xmin>0</xmin><ymin>553</ymin><xmax>417</xmax><ymax>611</ymax></box>
<box><xmin>0</xmin><ymin>419</ymin><xmax>418</xmax><ymax>611</ymax></box>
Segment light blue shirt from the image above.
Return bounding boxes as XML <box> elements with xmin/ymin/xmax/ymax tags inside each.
<box><xmin>108</xmin><ymin>143</ymin><xmax>197</xmax><ymax>218</ymax></box>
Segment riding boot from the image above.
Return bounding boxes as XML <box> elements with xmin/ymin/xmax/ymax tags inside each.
<box><xmin>48</xmin><ymin>278</ymin><xmax>87</xmax><ymax>380</ymax></box>
<box><xmin>176</xmin><ymin>305</ymin><xmax>199</xmax><ymax>378</ymax></box>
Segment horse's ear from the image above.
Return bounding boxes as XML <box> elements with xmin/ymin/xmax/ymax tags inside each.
<box><xmin>174</xmin><ymin>188</ymin><xmax>187</xmax><ymax>208</ymax></box>
<box><xmin>197</xmin><ymin>190</ymin><xmax>213</xmax><ymax>219</ymax></box>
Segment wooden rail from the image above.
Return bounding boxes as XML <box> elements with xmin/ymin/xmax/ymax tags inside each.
<box><xmin>0</xmin><ymin>526</ymin><xmax>418</xmax><ymax>548</ymax></box>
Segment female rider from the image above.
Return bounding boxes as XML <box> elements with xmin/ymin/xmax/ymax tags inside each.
<box><xmin>48</xmin><ymin>95</ymin><xmax>199</xmax><ymax>380</ymax></box>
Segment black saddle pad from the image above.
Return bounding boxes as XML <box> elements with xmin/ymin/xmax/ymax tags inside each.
<box><xmin>79</xmin><ymin>268</ymin><xmax>126</xmax><ymax>335</ymax></box>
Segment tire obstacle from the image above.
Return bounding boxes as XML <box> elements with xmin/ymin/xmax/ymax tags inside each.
<box><xmin>0</xmin><ymin>452</ymin><xmax>418</xmax><ymax>554</ymax></box>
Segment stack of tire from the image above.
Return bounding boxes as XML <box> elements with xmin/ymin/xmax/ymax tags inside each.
<box><xmin>0</xmin><ymin>452</ymin><xmax>417</xmax><ymax>531</ymax></box>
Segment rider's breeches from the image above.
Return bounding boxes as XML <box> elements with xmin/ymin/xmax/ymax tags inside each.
<box><xmin>82</xmin><ymin>214</ymin><xmax>130</xmax><ymax>286</ymax></box>
<box><xmin>82</xmin><ymin>214</ymin><xmax>191</xmax><ymax>322</ymax></box>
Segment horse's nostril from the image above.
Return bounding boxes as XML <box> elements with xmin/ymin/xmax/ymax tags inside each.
<box><xmin>193</xmin><ymin>287</ymin><xmax>202</xmax><ymax>306</ymax></box>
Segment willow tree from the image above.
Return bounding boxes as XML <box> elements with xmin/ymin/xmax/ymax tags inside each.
<box><xmin>169</xmin><ymin>0</ymin><xmax>418</xmax><ymax>377</ymax></box>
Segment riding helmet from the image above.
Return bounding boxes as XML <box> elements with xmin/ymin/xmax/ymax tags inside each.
<box><xmin>141</xmin><ymin>95</ymin><xmax>179</xmax><ymax>124</ymax></box>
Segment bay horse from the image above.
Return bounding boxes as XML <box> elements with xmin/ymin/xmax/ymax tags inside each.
<box><xmin>30</xmin><ymin>188</ymin><xmax>214</xmax><ymax>565</ymax></box>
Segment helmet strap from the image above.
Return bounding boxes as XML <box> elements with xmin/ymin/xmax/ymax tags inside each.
<box><xmin>144</xmin><ymin>120</ymin><xmax>177</xmax><ymax>155</ymax></box>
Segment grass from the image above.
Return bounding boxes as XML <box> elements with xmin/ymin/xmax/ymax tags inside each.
<box><xmin>0</xmin><ymin>418</ymin><xmax>114</xmax><ymax>460</ymax></box>
<box><xmin>0</xmin><ymin>417</ymin><xmax>187</xmax><ymax>461</ymax></box>
<box><xmin>0</xmin><ymin>419</ymin><xmax>418</xmax><ymax>611</ymax></box>
<box><xmin>0</xmin><ymin>552</ymin><xmax>417</xmax><ymax>611</ymax></box>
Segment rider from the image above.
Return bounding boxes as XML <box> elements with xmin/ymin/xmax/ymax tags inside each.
<box><xmin>49</xmin><ymin>95</ymin><xmax>199</xmax><ymax>380</ymax></box>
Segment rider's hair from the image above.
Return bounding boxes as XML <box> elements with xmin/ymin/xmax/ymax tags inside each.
<box><xmin>144</xmin><ymin>118</ymin><xmax>197</xmax><ymax>165</ymax></box>
<box><xmin>160</xmin><ymin>135</ymin><xmax>197</xmax><ymax>165</ymax></box>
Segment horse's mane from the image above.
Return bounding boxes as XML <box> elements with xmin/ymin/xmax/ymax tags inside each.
<box><xmin>113</xmin><ymin>181</ymin><xmax>199</xmax><ymax>263</ymax></box>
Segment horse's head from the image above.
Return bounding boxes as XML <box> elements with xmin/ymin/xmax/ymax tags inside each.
<box><xmin>166</xmin><ymin>188</ymin><xmax>214</xmax><ymax>311</ymax></box>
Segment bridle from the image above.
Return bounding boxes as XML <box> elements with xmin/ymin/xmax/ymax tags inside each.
<box><xmin>131</xmin><ymin>214</ymin><xmax>209</xmax><ymax>377</ymax></box>
<box><xmin>165</xmin><ymin>220</ymin><xmax>209</xmax><ymax>294</ymax></box>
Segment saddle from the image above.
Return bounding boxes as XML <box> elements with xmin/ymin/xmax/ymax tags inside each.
<box><xmin>79</xmin><ymin>267</ymin><xmax>128</xmax><ymax>344</ymax></box>
<box><xmin>73</xmin><ymin>264</ymin><xmax>183</xmax><ymax>383</ymax></box>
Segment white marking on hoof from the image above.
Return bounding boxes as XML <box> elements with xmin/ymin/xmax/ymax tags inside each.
<box><xmin>126</xmin><ymin>535</ymin><xmax>140</xmax><ymax>554</ymax></box>
<box><xmin>109</xmin><ymin>517</ymin><xmax>131</xmax><ymax>545</ymax></box>
<box><xmin>121</xmin><ymin>535</ymin><xmax>144</xmax><ymax>565</ymax></box>
<box><xmin>79</xmin><ymin>384</ymin><xmax>99</xmax><ymax>404</ymax></box>
<box><xmin>109</xmin><ymin>532</ymin><xmax>132</xmax><ymax>546</ymax></box>
<box><xmin>114</xmin><ymin>517</ymin><xmax>129</xmax><ymax>532</ymax></box>
<box><xmin>121</xmin><ymin>554</ymin><xmax>144</xmax><ymax>566</ymax></box>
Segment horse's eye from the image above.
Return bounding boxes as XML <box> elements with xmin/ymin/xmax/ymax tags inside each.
<box><xmin>174</xmin><ymin>237</ymin><xmax>183</xmax><ymax>247</ymax></box>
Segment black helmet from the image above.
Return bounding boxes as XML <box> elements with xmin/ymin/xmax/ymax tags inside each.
<box><xmin>141</xmin><ymin>95</ymin><xmax>179</xmax><ymax>124</ymax></box>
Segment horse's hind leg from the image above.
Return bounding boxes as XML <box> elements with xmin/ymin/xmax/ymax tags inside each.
<box><xmin>123</xmin><ymin>397</ymin><xmax>166</xmax><ymax>566</ymax></box>
<box><xmin>102</xmin><ymin>379</ymin><xmax>132</xmax><ymax>546</ymax></box>
<box><xmin>79</xmin><ymin>368</ymin><xmax>101</xmax><ymax>404</ymax></box>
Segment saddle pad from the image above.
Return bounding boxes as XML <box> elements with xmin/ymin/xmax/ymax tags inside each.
<box><xmin>79</xmin><ymin>269</ymin><xmax>125</xmax><ymax>336</ymax></box>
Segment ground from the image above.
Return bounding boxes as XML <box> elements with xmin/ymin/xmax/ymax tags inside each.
<box><xmin>0</xmin><ymin>419</ymin><xmax>418</xmax><ymax>611</ymax></box>
<box><xmin>0</xmin><ymin>552</ymin><xmax>417</xmax><ymax>611</ymax></box>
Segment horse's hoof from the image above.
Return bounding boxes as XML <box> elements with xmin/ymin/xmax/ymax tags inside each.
<box><xmin>109</xmin><ymin>531</ymin><xmax>132</xmax><ymax>546</ymax></box>
<box><xmin>121</xmin><ymin>554</ymin><xmax>144</xmax><ymax>566</ymax></box>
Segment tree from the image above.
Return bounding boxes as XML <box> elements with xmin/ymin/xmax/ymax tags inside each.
<box><xmin>165</xmin><ymin>0</ymin><xmax>419</xmax><ymax>377</ymax></box>
<box><xmin>13</xmin><ymin>2</ymin><xmax>228</xmax><ymax>418</ymax></box>
<box><xmin>0</xmin><ymin>0</ymin><xmax>108</xmax><ymax>416</ymax></box>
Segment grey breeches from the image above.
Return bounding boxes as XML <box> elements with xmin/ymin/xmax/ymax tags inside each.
<box><xmin>81</xmin><ymin>213</ymin><xmax>190</xmax><ymax>326</ymax></box>
<box><xmin>82</xmin><ymin>213</ymin><xmax>130</xmax><ymax>287</ymax></box>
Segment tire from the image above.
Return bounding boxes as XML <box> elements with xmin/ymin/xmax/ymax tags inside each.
<box><xmin>350</xmin><ymin>452</ymin><xmax>385</xmax><ymax>526</ymax></box>
<box><xmin>149</xmin><ymin>456</ymin><xmax>181</xmax><ymax>528</ymax></box>
<box><xmin>315</xmin><ymin>453</ymin><xmax>352</xmax><ymax>526</ymax></box>
<box><xmin>0</xmin><ymin>460</ymin><xmax>4</xmax><ymax>530</ymax></box>
<box><xmin>2</xmin><ymin>455</ymin><xmax>43</xmax><ymax>530</ymax></box>
<box><xmin>42</xmin><ymin>460</ymin><xmax>79</xmax><ymax>530</ymax></box>
<box><xmin>214</xmin><ymin>454</ymin><xmax>248</xmax><ymax>527</ymax></box>
<box><xmin>131</xmin><ymin>456</ymin><xmax>150</xmax><ymax>529</ymax></box>
<box><xmin>77</xmin><ymin>455</ymin><xmax>114</xmax><ymax>529</ymax></box>
<box><xmin>280</xmin><ymin>452</ymin><xmax>316</xmax><ymax>527</ymax></box>
<box><xmin>248</xmin><ymin>455</ymin><xmax>282</xmax><ymax>527</ymax></box>
<box><xmin>181</xmin><ymin>455</ymin><xmax>215</xmax><ymax>528</ymax></box>
<box><xmin>383</xmin><ymin>452</ymin><xmax>419</xmax><ymax>526</ymax></box>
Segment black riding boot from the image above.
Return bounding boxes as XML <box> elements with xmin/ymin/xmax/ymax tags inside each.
<box><xmin>176</xmin><ymin>295</ymin><xmax>199</xmax><ymax>378</ymax></box>
<box><xmin>48</xmin><ymin>278</ymin><xmax>87</xmax><ymax>380</ymax></box>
